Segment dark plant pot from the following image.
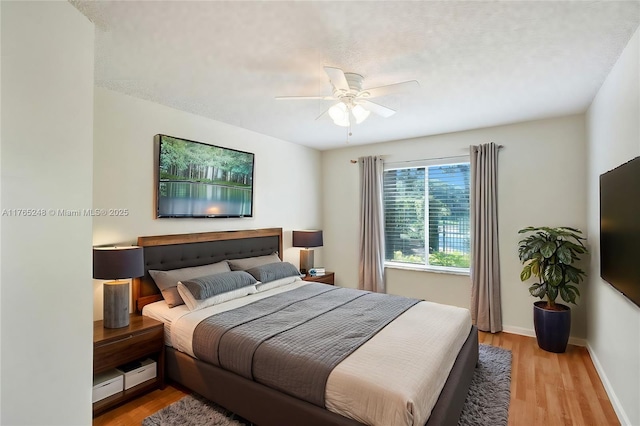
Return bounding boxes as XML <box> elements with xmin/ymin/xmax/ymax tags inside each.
<box><xmin>533</xmin><ymin>301</ymin><xmax>571</xmax><ymax>353</ymax></box>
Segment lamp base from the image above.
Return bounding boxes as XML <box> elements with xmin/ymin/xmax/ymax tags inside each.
<box><xmin>299</xmin><ymin>249</ymin><xmax>314</xmax><ymax>274</ymax></box>
<box><xmin>103</xmin><ymin>281</ymin><xmax>130</xmax><ymax>329</ymax></box>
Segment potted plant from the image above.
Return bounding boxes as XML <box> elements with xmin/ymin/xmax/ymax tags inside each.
<box><xmin>518</xmin><ymin>226</ymin><xmax>588</xmax><ymax>353</ymax></box>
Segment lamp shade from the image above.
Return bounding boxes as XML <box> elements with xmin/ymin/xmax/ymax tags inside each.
<box><xmin>292</xmin><ymin>230</ymin><xmax>323</xmax><ymax>248</ymax></box>
<box><xmin>93</xmin><ymin>246</ymin><xmax>144</xmax><ymax>280</ymax></box>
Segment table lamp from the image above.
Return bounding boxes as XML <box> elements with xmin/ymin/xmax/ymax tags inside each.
<box><xmin>93</xmin><ymin>246</ymin><xmax>144</xmax><ymax>329</ymax></box>
<box><xmin>292</xmin><ymin>230</ymin><xmax>323</xmax><ymax>274</ymax></box>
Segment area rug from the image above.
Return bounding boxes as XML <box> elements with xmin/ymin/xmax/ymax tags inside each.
<box><xmin>142</xmin><ymin>394</ymin><xmax>250</xmax><ymax>426</ymax></box>
<box><xmin>143</xmin><ymin>344</ymin><xmax>511</xmax><ymax>426</ymax></box>
<box><xmin>458</xmin><ymin>344</ymin><xmax>512</xmax><ymax>426</ymax></box>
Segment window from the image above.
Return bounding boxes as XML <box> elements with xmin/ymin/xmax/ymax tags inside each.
<box><xmin>383</xmin><ymin>160</ymin><xmax>471</xmax><ymax>272</ymax></box>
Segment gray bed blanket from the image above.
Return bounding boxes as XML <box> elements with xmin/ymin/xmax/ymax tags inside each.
<box><xmin>192</xmin><ymin>283</ymin><xmax>419</xmax><ymax>407</ymax></box>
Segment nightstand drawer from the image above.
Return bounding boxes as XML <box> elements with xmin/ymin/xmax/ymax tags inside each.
<box><xmin>92</xmin><ymin>370</ymin><xmax>123</xmax><ymax>403</ymax></box>
<box><xmin>117</xmin><ymin>358</ymin><xmax>157</xmax><ymax>390</ymax></box>
<box><xmin>94</xmin><ymin>326</ymin><xmax>163</xmax><ymax>373</ymax></box>
<box><xmin>303</xmin><ymin>272</ymin><xmax>335</xmax><ymax>285</ymax></box>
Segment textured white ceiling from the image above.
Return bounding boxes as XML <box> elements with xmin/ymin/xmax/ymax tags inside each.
<box><xmin>73</xmin><ymin>1</ymin><xmax>640</xmax><ymax>150</ymax></box>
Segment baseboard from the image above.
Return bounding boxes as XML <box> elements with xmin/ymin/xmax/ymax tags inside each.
<box><xmin>586</xmin><ymin>343</ymin><xmax>629</xmax><ymax>425</ymax></box>
<box><xmin>501</xmin><ymin>325</ymin><xmax>587</xmax><ymax>347</ymax></box>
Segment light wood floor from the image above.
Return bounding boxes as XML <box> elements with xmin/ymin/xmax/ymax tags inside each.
<box><xmin>479</xmin><ymin>332</ymin><xmax>619</xmax><ymax>426</ymax></box>
<box><xmin>94</xmin><ymin>331</ymin><xmax>619</xmax><ymax>426</ymax></box>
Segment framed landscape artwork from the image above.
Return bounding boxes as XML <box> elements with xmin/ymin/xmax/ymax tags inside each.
<box><xmin>155</xmin><ymin>134</ymin><xmax>254</xmax><ymax>218</ymax></box>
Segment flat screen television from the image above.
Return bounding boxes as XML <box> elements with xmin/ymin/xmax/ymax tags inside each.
<box><xmin>600</xmin><ymin>156</ymin><xmax>640</xmax><ymax>308</ymax></box>
<box><xmin>155</xmin><ymin>134</ymin><xmax>254</xmax><ymax>218</ymax></box>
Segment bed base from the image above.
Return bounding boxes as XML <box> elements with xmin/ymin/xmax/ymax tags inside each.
<box><xmin>166</xmin><ymin>325</ymin><xmax>479</xmax><ymax>426</ymax></box>
<box><xmin>136</xmin><ymin>229</ymin><xmax>479</xmax><ymax>425</ymax></box>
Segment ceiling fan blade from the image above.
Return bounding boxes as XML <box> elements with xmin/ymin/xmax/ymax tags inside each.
<box><xmin>275</xmin><ymin>96</ymin><xmax>334</xmax><ymax>100</ymax></box>
<box><xmin>361</xmin><ymin>80</ymin><xmax>420</xmax><ymax>98</ymax></box>
<box><xmin>323</xmin><ymin>66</ymin><xmax>350</xmax><ymax>92</ymax></box>
<box><xmin>358</xmin><ymin>100</ymin><xmax>396</xmax><ymax>118</ymax></box>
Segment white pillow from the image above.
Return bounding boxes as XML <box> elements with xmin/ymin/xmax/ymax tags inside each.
<box><xmin>177</xmin><ymin>281</ymin><xmax>257</xmax><ymax>311</ymax></box>
<box><xmin>255</xmin><ymin>275</ymin><xmax>302</xmax><ymax>292</ymax></box>
<box><xmin>227</xmin><ymin>253</ymin><xmax>281</xmax><ymax>271</ymax></box>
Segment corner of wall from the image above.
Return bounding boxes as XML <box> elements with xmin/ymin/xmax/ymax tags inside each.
<box><xmin>584</xmin><ymin>25</ymin><xmax>640</xmax><ymax>426</ymax></box>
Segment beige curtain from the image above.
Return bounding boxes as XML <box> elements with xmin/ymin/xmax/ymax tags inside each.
<box><xmin>470</xmin><ymin>143</ymin><xmax>502</xmax><ymax>333</ymax></box>
<box><xmin>358</xmin><ymin>156</ymin><xmax>385</xmax><ymax>293</ymax></box>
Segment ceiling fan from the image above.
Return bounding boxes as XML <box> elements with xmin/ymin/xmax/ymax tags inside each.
<box><xmin>276</xmin><ymin>66</ymin><xmax>419</xmax><ymax>127</ymax></box>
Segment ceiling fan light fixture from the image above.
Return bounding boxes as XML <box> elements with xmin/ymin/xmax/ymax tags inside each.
<box><xmin>333</xmin><ymin>116</ymin><xmax>350</xmax><ymax>127</ymax></box>
<box><xmin>352</xmin><ymin>104</ymin><xmax>371</xmax><ymax>124</ymax></box>
<box><xmin>277</xmin><ymin>67</ymin><xmax>418</xmax><ymax>130</ymax></box>
<box><xmin>329</xmin><ymin>103</ymin><xmax>350</xmax><ymax>127</ymax></box>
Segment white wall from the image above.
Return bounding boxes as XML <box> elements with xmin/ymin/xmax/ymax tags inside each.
<box><xmin>586</xmin><ymin>27</ymin><xmax>640</xmax><ymax>426</ymax></box>
<box><xmin>0</xmin><ymin>1</ymin><xmax>4</xmax><ymax>418</ymax></box>
<box><xmin>93</xmin><ymin>88</ymin><xmax>323</xmax><ymax>319</ymax></box>
<box><xmin>322</xmin><ymin>115</ymin><xmax>588</xmax><ymax>339</ymax></box>
<box><xmin>1</xmin><ymin>2</ymin><xmax>94</xmax><ymax>424</ymax></box>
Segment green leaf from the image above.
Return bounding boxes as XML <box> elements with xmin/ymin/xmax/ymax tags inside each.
<box><xmin>565</xmin><ymin>265</ymin><xmax>586</xmax><ymax>283</ymax></box>
<box><xmin>545</xmin><ymin>264</ymin><xmax>563</xmax><ymax>286</ymax></box>
<box><xmin>566</xmin><ymin>284</ymin><xmax>581</xmax><ymax>298</ymax></box>
<box><xmin>518</xmin><ymin>227</ymin><xmax>537</xmax><ymax>234</ymax></box>
<box><xmin>547</xmin><ymin>285</ymin><xmax>558</xmax><ymax>302</ymax></box>
<box><xmin>561</xmin><ymin>226</ymin><xmax>583</xmax><ymax>234</ymax></box>
<box><xmin>530</xmin><ymin>259</ymin><xmax>540</xmax><ymax>277</ymax></box>
<box><xmin>566</xmin><ymin>267</ymin><xmax>579</xmax><ymax>283</ymax></box>
<box><xmin>540</xmin><ymin>241</ymin><xmax>556</xmax><ymax>258</ymax></box>
<box><xmin>557</xmin><ymin>244</ymin><xmax>572</xmax><ymax>264</ymax></box>
<box><xmin>562</xmin><ymin>241</ymin><xmax>587</xmax><ymax>254</ymax></box>
<box><xmin>520</xmin><ymin>264</ymin><xmax>532</xmax><ymax>281</ymax></box>
<box><xmin>518</xmin><ymin>236</ymin><xmax>546</xmax><ymax>261</ymax></box>
<box><xmin>529</xmin><ymin>283</ymin><xmax>546</xmax><ymax>298</ymax></box>
<box><xmin>560</xmin><ymin>286</ymin><xmax>577</xmax><ymax>304</ymax></box>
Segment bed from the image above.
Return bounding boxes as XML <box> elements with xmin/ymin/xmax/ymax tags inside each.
<box><xmin>134</xmin><ymin>228</ymin><xmax>478</xmax><ymax>426</ymax></box>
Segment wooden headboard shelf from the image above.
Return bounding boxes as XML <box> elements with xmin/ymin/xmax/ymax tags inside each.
<box><xmin>133</xmin><ymin>227</ymin><xmax>283</xmax><ymax>312</ymax></box>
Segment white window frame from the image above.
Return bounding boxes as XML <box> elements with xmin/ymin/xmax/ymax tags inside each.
<box><xmin>383</xmin><ymin>157</ymin><xmax>471</xmax><ymax>275</ymax></box>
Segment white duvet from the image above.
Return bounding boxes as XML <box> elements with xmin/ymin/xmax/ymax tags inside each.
<box><xmin>143</xmin><ymin>278</ymin><xmax>471</xmax><ymax>426</ymax></box>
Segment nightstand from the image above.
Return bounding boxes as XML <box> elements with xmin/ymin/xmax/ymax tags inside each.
<box><xmin>303</xmin><ymin>272</ymin><xmax>335</xmax><ymax>285</ymax></box>
<box><xmin>93</xmin><ymin>314</ymin><xmax>165</xmax><ymax>416</ymax></box>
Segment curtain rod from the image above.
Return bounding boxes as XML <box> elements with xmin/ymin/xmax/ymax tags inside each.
<box><xmin>349</xmin><ymin>144</ymin><xmax>503</xmax><ymax>164</ymax></box>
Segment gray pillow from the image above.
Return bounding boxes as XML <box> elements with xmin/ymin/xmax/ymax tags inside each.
<box><xmin>149</xmin><ymin>261</ymin><xmax>231</xmax><ymax>307</ymax></box>
<box><xmin>181</xmin><ymin>271</ymin><xmax>257</xmax><ymax>300</ymax></box>
<box><xmin>227</xmin><ymin>253</ymin><xmax>281</xmax><ymax>271</ymax></box>
<box><xmin>246</xmin><ymin>262</ymin><xmax>300</xmax><ymax>284</ymax></box>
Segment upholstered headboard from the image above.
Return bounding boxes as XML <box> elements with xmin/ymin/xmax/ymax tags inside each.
<box><xmin>133</xmin><ymin>228</ymin><xmax>283</xmax><ymax>312</ymax></box>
